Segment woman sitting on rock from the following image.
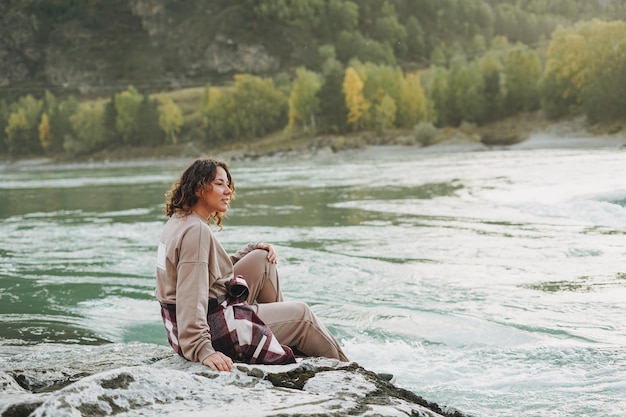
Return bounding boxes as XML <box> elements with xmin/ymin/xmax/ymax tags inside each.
<box><xmin>155</xmin><ymin>157</ymin><xmax>349</xmax><ymax>372</ymax></box>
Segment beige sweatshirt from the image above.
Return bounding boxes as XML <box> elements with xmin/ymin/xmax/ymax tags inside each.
<box><xmin>155</xmin><ymin>211</ymin><xmax>256</xmax><ymax>363</ymax></box>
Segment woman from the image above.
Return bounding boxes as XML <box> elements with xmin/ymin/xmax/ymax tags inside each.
<box><xmin>155</xmin><ymin>157</ymin><xmax>348</xmax><ymax>372</ymax></box>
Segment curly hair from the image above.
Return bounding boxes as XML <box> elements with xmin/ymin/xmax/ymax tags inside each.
<box><xmin>164</xmin><ymin>158</ymin><xmax>235</xmax><ymax>229</ymax></box>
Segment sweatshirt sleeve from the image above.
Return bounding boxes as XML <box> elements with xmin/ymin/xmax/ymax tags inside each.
<box><xmin>175</xmin><ymin>223</ymin><xmax>215</xmax><ymax>364</ymax></box>
<box><xmin>230</xmin><ymin>242</ymin><xmax>259</xmax><ymax>265</ymax></box>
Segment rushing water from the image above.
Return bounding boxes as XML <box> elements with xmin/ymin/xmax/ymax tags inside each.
<box><xmin>1</xmin><ymin>138</ymin><xmax>626</xmax><ymax>417</ymax></box>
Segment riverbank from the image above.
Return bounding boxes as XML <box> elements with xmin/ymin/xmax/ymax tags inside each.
<box><xmin>1</xmin><ymin>112</ymin><xmax>625</xmax><ymax>168</ymax></box>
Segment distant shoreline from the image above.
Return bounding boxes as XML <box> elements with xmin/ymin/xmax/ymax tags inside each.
<box><xmin>1</xmin><ymin>113</ymin><xmax>624</xmax><ymax>169</ymax></box>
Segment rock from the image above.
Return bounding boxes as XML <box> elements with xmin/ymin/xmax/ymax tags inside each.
<box><xmin>0</xmin><ymin>343</ymin><xmax>474</xmax><ymax>417</ymax></box>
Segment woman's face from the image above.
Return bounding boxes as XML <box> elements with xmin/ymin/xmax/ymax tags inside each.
<box><xmin>195</xmin><ymin>166</ymin><xmax>233</xmax><ymax>216</ymax></box>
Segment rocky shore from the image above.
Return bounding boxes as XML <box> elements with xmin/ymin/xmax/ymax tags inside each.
<box><xmin>0</xmin><ymin>342</ymin><xmax>473</xmax><ymax>417</ymax></box>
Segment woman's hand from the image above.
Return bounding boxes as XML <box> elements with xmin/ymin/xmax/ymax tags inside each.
<box><xmin>202</xmin><ymin>352</ymin><xmax>233</xmax><ymax>372</ymax></box>
<box><xmin>257</xmin><ymin>242</ymin><xmax>278</xmax><ymax>264</ymax></box>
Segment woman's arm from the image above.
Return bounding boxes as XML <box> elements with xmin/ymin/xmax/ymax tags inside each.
<box><xmin>175</xmin><ymin>224</ymin><xmax>218</xmax><ymax>364</ymax></box>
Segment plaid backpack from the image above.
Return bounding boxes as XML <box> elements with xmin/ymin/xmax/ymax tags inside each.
<box><xmin>161</xmin><ymin>275</ymin><xmax>296</xmax><ymax>365</ymax></box>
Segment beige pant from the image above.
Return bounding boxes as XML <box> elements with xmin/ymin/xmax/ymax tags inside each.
<box><xmin>233</xmin><ymin>249</ymin><xmax>348</xmax><ymax>362</ymax></box>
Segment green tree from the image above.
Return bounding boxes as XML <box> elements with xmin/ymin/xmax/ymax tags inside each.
<box><xmin>287</xmin><ymin>67</ymin><xmax>322</xmax><ymax>135</ymax></box>
<box><xmin>336</xmin><ymin>30</ymin><xmax>396</xmax><ymax>65</ymax></box>
<box><xmin>493</xmin><ymin>3</ymin><xmax>562</xmax><ymax>45</ymax></box>
<box><xmin>230</xmin><ymin>74</ymin><xmax>287</xmax><ymax>139</ymax></box>
<box><xmin>114</xmin><ymin>86</ymin><xmax>143</xmax><ymax>145</ymax></box>
<box><xmin>322</xmin><ymin>0</ymin><xmax>358</xmax><ymax>39</ymax></box>
<box><xmin>396</xmin><ymin>72</ymin><xmax>429</xmax><ymax>128</ymax></box>
<box><xmin>404</xmin><ymin>16</ymin><xmax>427</xmax><ymax>61</ymax></box>
<box><xmin>582</xmin><ymin>57</ymin><xmax>626</xmax><ymax>123</ymax></box>
<box><xmin>373</xmin><ymin>93</ymin><xmax>397</xmax><ymax>134</ymax></box>
<box><xmin>371</xmin><ymin>3</ymin><xmax>408</xmax><ymax>58</ymax></box>
<box><xmin>157</xmin><ymin>96</ymin><xmax>184</xmax><ymax>144</ymax></box>
<box><xmin>136</xmin><ymin>96</ymin><xmax>164</xmax><ymax>146</ymax></box>
<box><xmin>503</xmin><ymin>45</ymin><xmax>542</xmax><ymax>115</ymax></box>
<box><xmin>360</xmin><ymin>63</ymin><xmax>404</xmax><ymax>110</ymax></box>
<box><xmin>453</xmin><ymin>0</ymin><xmax>495</xmax><ymax>41</ymax></box>
<box><xmin>102</xmin><ymin>95</ymin><xmax>119</xmax><ymax>146</ymax></box>
<box><xmin>430</xmin><ymin>44</ymin><xmax>447</xmax><ymax>67</ymax></box>
<box><xmin>477</xmin><ymin>52</ymin><xmax>506</xmax><ymax>123</ymax></box>
<box><xmin>469</xmin><ymin>34</ymin><xmax>488</xmax><ymax>57</ymax></box>
<box><xmin>540</xmin><ymin>72</ymin><xmax>576</xmax><ymax>119</ymax></box>
<box><xmin>65</xmin><ymin>103</ymin><xmax>106</xmax><ymax>156</ymax></box>
<box><xmin>424</xmin><ymin>66</ymin><xmax>456</xmax><ymax>127</ymax></box>
<box><xmin>48</xmin><ymin>94</ymin><xmax>79</xmax><ymax>153</ymax></box>
<box><xmin>317</xmin><ymin>57</ymin><xmax>348</xmax><ymax>134</ymax></box>
<box><xmin>450</xmin><ymin>61</ymin><xmax>487</xmax><ymax>125</ymax></box>
<box><xmin>202</xmin><ymin>87</ymin><xmax>236</xmax><ymax>142</ymax></box>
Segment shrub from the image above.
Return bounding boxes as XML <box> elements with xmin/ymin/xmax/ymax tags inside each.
<box><xmin>413</xmin><ymin>122</ymin><xmax>438</xmax><ymax>146</ymax></box>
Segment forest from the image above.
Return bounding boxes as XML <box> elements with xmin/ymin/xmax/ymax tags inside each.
<box><xmin>1</xmin><ymin>0</ymin><xmax>625</xmax><ymax>158</ymax></box>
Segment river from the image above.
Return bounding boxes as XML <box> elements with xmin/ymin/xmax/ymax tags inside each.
<box><xmin>1</xmin><ymin>136</ymin><xmax>625</xmax><ymax>417</ymax></box>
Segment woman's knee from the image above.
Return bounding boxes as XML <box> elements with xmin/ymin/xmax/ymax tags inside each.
<box><xmin>250</xmin><ymin>248</ymin><xmax>269</xmax><ymax>259</ymax></box>
<box><xmin>286</xmin><ymin>300</ymin><xmax>315</xmax><ymax>321</ymax></box>
<box><xmin>247</xmin><ymin>249</ymin><xmax>271</xmax><ymax>265</ymax></box>
<box><xmin>234</xmin><ymin>249</ymin><xmax>270</xmax><ymax>275</ymax></box>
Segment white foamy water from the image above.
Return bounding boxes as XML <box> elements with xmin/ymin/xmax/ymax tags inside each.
<box><xmin>1</xmin><ymin>144</ymin><xmax>626</xmax><ymax>416</ymax></box>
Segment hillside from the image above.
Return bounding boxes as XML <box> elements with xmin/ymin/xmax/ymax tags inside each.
<box><xmin>1</xmin><ymin>0</ymin><xmax>624</xmax><ymax>97</ymax></box>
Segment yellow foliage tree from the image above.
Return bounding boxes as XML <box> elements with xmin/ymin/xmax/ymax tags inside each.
<box><xmin>543</xmin><ymin>19</ymin><xmax>626</xmax><ymax>118</ymax></box>
<box><xmin>544</xmin><ymin>27</ymin><xmax>587</xmax><ymax>102</ymax></box>
<box><xmin>6</xmin><ymin>109</ymin><xmax>29</xmax><ymax>135</ymax></box>
<box><xmin>39</xmin><ymin>113</ymin><xmax>51</xmax><ymax>150</ymax></box>
<box><xmin>579</xmin><ymin>20</ymin><xmax>626</xmax><ymax>85</ymax></box>
<box><xmin>5</xmin><ymin>108</ymin><xmax>32</xmax><ymax>155</ymax></box>
<box><xmin>343</xmin><ymin>67</ymin><xmax>370</xmax><ymax>130</ymax></box>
